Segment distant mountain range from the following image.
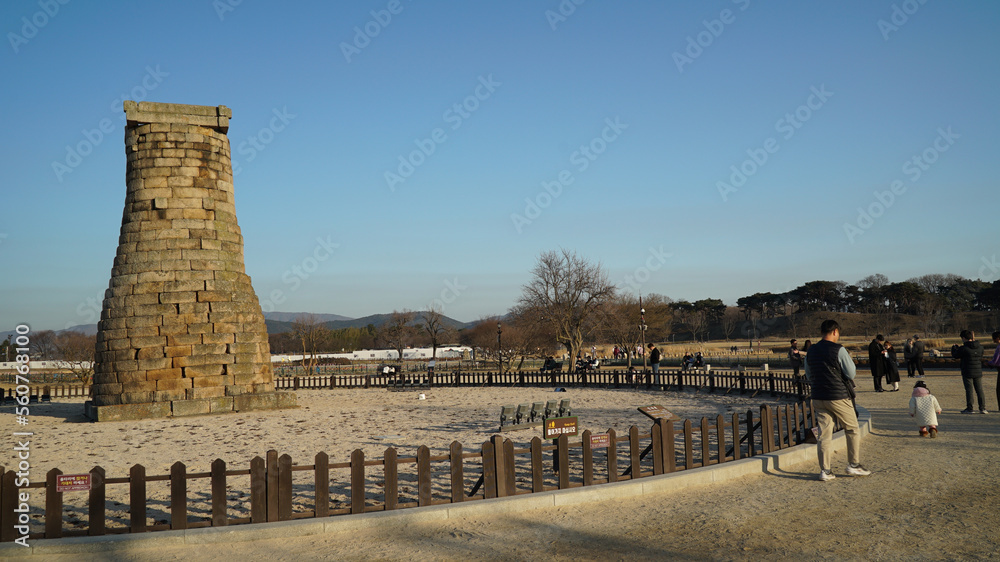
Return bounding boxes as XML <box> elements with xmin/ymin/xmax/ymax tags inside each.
<box><xmin>264</xmin><ymin>312</ymin><xmax>472</xmax><ymax>334</ymax></box>
<box><xmin>2</xmin><ymin>312</ymin><xmax>473</xmax><ymax>341</ymax></box>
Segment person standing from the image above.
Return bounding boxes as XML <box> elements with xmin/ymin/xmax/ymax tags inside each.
<box><xmin>788</xmin><ymin>339</ymin><xmax>804</xmax><ymax>377</ymax></box>
<box><xmin>647</xmin><ymin>343</ymin><xmax>661</xmax><ymax>386</ymax></box>
<box><xmin>911</xmin><ymin>335</ymin><xmax>926</xmax><ymax>378</ymax></box>
<box><xmin>987</xmin><ymin>331</ymin><xmax>1000</xmax><ymax>410</ymax></box>
<box><xmin>884</xmin><ymin>341</ymin><xmax>901</xmax><ymax>391</ymax></box>
<box><xmin>903</xmin><ymin>338</ymin><xmax>915</xmax><ymax>377</ymax></box>
<box><xmin>868</xmin><ymin>335</ymin><xmax>887</xmax><ymax>392</ymax></box>
<box><xmin>952</xmin><ymin>330</ymin><xmax>987</xmax><ymax>414</ymax></box>
<box><xmin>804</xmin><ymin>319</ymin><xmax>870</xmax><ymax>481</ymax></box>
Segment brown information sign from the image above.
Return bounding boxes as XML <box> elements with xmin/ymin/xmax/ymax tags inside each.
<box><xmin>56</xmin><ymin>474</ymin><xmax>92</xmax><ymax>492</ymax></box>
<box><xmin>589</xmin><ymin>432</ymin><xmax>611</xmax><ymax>449</ymax></box>
<box><xmin>638</xmin><ymin>405</ymin><xmax>679</xmax><ymax>422</ymax></box>
<box><xmin>543</xmin><ymin>416</ymin><xmax>578</xmax><ymax>439</ymax></box>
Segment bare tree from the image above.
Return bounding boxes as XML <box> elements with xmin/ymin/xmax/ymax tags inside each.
<box><xmin>419</xmin><ymin>306</ymin><xmax>452</xmax><ymax>360</ymax></box>
<box><xmin>291</xmin><ymin>314</ymin><xmax>328</xmax><ymax>374</ymax></box>
<box><xmin>721</xmin><ymin>307</ymin><xmax>741</xmax><ymax>341</ymax></box>
<box><xmin>515</xmin><ymin>249</ymin><xmax>616</xmax><ymax>363</ymax></box>
<box><xmin>378</xmin><ymin>310</ymin><xmax>416</xmax><ymax>362</ymax></box>
<box><xmin>53</xmin><ymin>331</ymin><xmax>97</xmax><ymax>385</ymax></box>
<box><xmin>598</xmin><ymin>293</ymin><xmax>671</xmax><ymax>368</ymax></box>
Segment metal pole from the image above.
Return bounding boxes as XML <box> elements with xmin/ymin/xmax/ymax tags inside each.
<box><xmin>497</xmin><ymin>322</ymin><xmax>502</xmax><ymax>374</ymax></box>
<box><xmin>640</xmin><ymin>296</ymin><xmax>647</xmax><ymax>373</ymax></box>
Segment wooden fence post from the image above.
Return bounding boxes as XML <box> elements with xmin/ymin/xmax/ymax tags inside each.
<box><xmin>607</xmin><ymin>428</ymin><xmax>619</xmax><ymax>482</ymax></box>
<box><xmin>449</xmin><ymin>441</ymin><xmax>464</xmax><ymax>503</ymax></box>
<box><xmin>745</xmin><ymin>410</ymin><xmax>756</xmax><ymax>457</ymax></box>
<box><xmin>417</xmin><ymin>446</ymin><xmax>432</xmax><ymax>507</ymax></box>
<box><xmin>45</xmin><ymin>468</ymin><xmax>63</xmax><ymax>538</ymax></box>
<box><xmin>715</xmin><ymin>415</ymin><xmax>725</xmax><ymax>464</ymax></box>
<box><xmin>582</xmin><ymin>430</ymin><xmax>594</xmax><ymax>485</ymax></box>
<box><xmin>503</xmin><ymin>439</ymin><xmax>516</xmax><ymax>495</ymax></box>
<box><xmin>556</xmin><ymin>435</ymin><xmax>570</xmax><ymax>489</ymax></box>
<box><xmin>651</xmin><ymin>425</ymin><xmax>663</xmax><ymax>475</ymax></box>
<box><xmin>384</xmin><ymin>448</ymin><xmax>398</xmax><ymax>510</ymax></box>
<box><xmin>731</xmin><ymin>413</ymin><xmax>741</xmax><ymax>460</ymax></box>
<box><xmin>278</xmin><ymin>454</ymin><xmax>292</xmax><ymax>521</ymax></box>
<box><xmin>351</xmin><ymin>449</ymin><xmax>365</xmax><ymax>514</ymax></box>
<box><xmin>211</xmin><ymin>459</ymin><xmax>227</xmax><ymax>526</ymax></box>
<box><xmin>482</xmin><ymin>440</ymin><xmax>496</xmax><ymax>499</ymax></box>
<box><xmin>530</xmin><ymin>437</ymin><xmax>544</xmax><ymax>493</ymax></box>
<box><xmin>88</xmin><ymin>466</ymin><xmax>106</xmax><ymax>536</ymax></box>
<box><xmin>315</xmin><ymin>452</ymin><xmax>329</xmax><ymax>517</ymax></box>
<box><xmin>130</xmin><ymin>464</ymin><xmax>146</xmax><ymax>533</ymax></box>
<box><xmin>169</xmin><ymin>462</ymin><xmax>185</xmax><ymax>531</ymax></box>
<box><xmin>700</xmin><ymin>417</ymin><xmax>711</xmax><ymax>467</ymax></box>
<box><xmin>682</xmin><ymin>420</ymin><xmax>694</xmax><ymax>471</ymax></box>
<box><xmin>628</xmin><ymin>426</ymin><xmax>641</xmax><ymax>480</ymax></box>
<box><xmin>0</xmin><ymin>468</ymin><xmax>14</xmax><ymax>543</ymax></box>
<box><xmin>266</xmin><ymin>450</ymin><xmax>279</xmax><ymax>522</ymax></box>
<box><xmin>250</xmin><ymin>456</ymin><xmax>266</xmax><ymax>523</ymax></box>
<box><xmin>490</xmin><ymin>435</ymin><xmax>507</xmax><ymax>498</ymax></box>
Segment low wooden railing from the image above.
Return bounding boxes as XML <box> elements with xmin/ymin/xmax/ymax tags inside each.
<box><xmin>1</xmin><ymin>370</ymin><xmax>817</xmax><ymax>543</ymax></box>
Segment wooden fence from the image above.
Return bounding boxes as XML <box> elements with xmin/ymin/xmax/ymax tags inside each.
<box><xmin>1</xmin><ymin>369</ymin><xmax>817</xmax><ymax>543</ymax></box>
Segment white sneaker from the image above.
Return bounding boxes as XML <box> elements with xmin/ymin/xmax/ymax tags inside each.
<box><xmin>818</xmin><ymin>470</ymin><xmax>836</xmax><ymax>481</ymax></box>
<box><xmin>981</xmin><ymin>409</ymin><xmax>989</xmax><ymax>414</ymax></box>
<box><xmin>846</xmin><ymin>464</ymin><xmax>871</xmax><ymax>477</ymax></box>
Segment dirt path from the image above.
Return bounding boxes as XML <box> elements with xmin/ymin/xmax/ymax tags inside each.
<box><xmin>30</xmin><ymin>372</ymin><xmax>1000</xmax><ymax>561</ymax></box>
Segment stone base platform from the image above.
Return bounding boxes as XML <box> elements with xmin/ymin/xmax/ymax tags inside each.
<box><xmin>84</xmin><ymin>392</ymin><xmax>297</xmax><ymax>422</ymax></box>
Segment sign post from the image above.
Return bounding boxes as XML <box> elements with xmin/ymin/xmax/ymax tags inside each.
<box><xmin>543</xmin><ymin>416</ymin><xmax>578</xmax><ymax>440</ymax></box>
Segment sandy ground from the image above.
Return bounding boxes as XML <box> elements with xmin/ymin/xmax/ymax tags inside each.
<box><xmin>6</xmin><ymin>371</ymin><xmax>1000</xmax><ymax>561</ymax></box>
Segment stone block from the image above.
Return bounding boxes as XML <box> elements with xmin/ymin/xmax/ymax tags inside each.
<box><xmin>156</xmin><ymin>377</ymin><xmax>192</xmax><ymax>390</ymax></box>
<box><xmin>192</xmin><ymin>375</ymin><xmax>229</xmax><ymax>388</ymax></box>
<box><xmin>233</xmin><ymin>373</ymin><xmax>262</xmax><ymax>385</ymax></box>
<box><xmin>122</xmin><ymin>391</ymin><xmax>156</xmax><ymax>404</ymax></box>
<box><xmin>122</xmin><ymin>381</ymin><xmax>157</xmax><ymax>393</ymax></box>
<box><xmin>138</xmin><ymin>357</ymin><xmax>171</xmax><ymax>370</ymax></box>
<box><xmin>154</xmin><ymin>389</ymin><xmax>186</xmax><ymax>402</ymax></box>
<box><xmin>187</xmin><ymin>387</ymin><xmax>226</xmax><ymax>400</ymax></box>
<box><xmin>131</xmin><ymin>335</ymin><xmax>167</xmax><ymax>348</ymax></box>
<box><xmin>173</xmin><ymin>354</ymin><xmax>234</xmax><ymax>368</ymax></box>
<box><xmin>93</xmin><ymin>383</ymin><xmax>123</xmax><ymax>395</ymax></box>
<box><xmin>158</xmin><ymin>323</ymin><xmax>190</xmax><ymax>337</ymax></box>
<box><xmin>167</xmin><ymin>334</ymin><xmax>201</xmax><ymax>346</ymax></box>
<box><xmin>225</xmin><ymin>384</ymin><xmax>248</xmax><ymax>396</ymax></box>
<box><xmin>201</xmin><ymin>332</ymin><xmax>234</xmax><ymax>344</ymax></box>
<box><xmin>183</xmin><ymin>364</ymin><xmax>225</xmax><ymax>378</ymax></box>
<box><xmin>178</xmin><ymin>302</ymin><xmax>211</xmax><ymax>315</ymax></box>
<box><xmin>208</xmin><ymin>397</ymin><xmax>235</xmax><ymax>413</ymax></box>
<box><xmin>87</xmin><ymin>401</ymin><xmax>171</xmax><ymax>422</ymax></box>
<box><xmin>164</xmin><ymin>345</ymin><xmax>193</xmax><ymax>358</ymax></box>
<box><xmin>159</xmin><ymin>291</ymin><xmax>198</xmax><ymax>304</ymax></box>
<box><xmin>136</xmin><ymin>347</ymin><xmax>164</xmax><ymax>360</ymax></box>
<box><xmin>213</xmin><ymin>323</ymin><xmax>239</xmax><ymax>334</ymax></box>
<box><xmin>228</xmin><ymin>342</ymin><xmax>259</xmax><ymax>355</ymax></box>
<box><xmin>187</xmin><ymin>323</ymin><xmax>214</xmax><ymax>334</ymax></box>
<box><xmin>197</xmin><ymin>290</ymin><xmax>232</xmax><ymax>302</ymax></box>
<box><xmin>147</xmin><ymin>367</ymin><xmax>184</xmax><ymax>380</ymax></box>
<box><xmin>233</xmin><ymin>393</ymin><xmax>277</xmax><ymax>412</ymax></box>
<box><xmin>171</xmin><ymin>399</ymin><xmax>211</xmax><ymax>417</ymax></box>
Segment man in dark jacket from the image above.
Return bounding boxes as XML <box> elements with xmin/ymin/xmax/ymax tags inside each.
<box><xmin>647</xmin><ymin>343</ymin><xmax>661</xmax><ymax>386</ymax></box>
<box><xmin>805</xmin><ymin>320</ymin><xmax>870</xmax><ymax>481</ymax></box>
<box><xmin>868</xmin><ymin>335</ymin><xmax>886</xmax><ymax>392</ymax></box>
<box><xmin>952</xmin><ymin>330</ymin><xmax>986</xmax><ymax>414</ymax></box>
<box><xmin>911</xmin><ymin>334</ymin><xmax>926</xmax><ymax>378</ymax></box>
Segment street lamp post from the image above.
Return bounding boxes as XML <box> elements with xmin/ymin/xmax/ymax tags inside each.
<box><xmin>497</xmin><ymin>322</ymin><xmax>502</xmax><ymax>374</ymax></box>
<box><xmin>639</xmin><ymin>296</ymin><xmax>648</xmax><ymax>373</ymax></box>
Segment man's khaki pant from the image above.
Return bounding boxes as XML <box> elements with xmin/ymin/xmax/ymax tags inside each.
<box><xmin>813</xmin><ymin>398</ymin><xmax>861</xmax><ymax>471</ymax></box>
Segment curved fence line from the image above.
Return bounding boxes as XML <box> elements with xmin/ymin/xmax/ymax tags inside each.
<box><xmin>1</xmin><ymin>370</ymin><xmax>815</xmax><ymax>544</ymax></box>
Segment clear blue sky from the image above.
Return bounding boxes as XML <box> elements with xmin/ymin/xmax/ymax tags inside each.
<box><xmin>2</xmin><ymin>1</ymin><xmax>998</xmax><ymax>331</ymax></box>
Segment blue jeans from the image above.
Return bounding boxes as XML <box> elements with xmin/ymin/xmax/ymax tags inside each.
<box><xmin>652</xmin><ymin>363</ymin><xmax>660</xmax><ymax>385</ymax></box>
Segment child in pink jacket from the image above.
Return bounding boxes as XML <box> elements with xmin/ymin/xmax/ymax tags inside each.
<box><xmin>909</xmin><ymin>381</ymin><xmax>942</xmax><ymax>437</ymax></box>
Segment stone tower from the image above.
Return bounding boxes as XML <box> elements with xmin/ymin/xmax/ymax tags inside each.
<box><xmin>87</xmin><ymin>101</ymin><xmax>295</xmax><ymax>421</ymax></box>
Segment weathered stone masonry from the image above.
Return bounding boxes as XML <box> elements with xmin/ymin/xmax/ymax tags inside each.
<box><xmin>87</xmin><ymin>101</ymin><xmax>295</xmax><ymax>421</ymax></box>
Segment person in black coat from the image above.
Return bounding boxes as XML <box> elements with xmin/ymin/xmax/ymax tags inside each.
<box><xmin>868</xmin><ymin>335</ymin><xmax>886</xmax><ymax>392</ymax></box>
<box><xmin>883</xmin><ymin>341</ymin><xmax>901</xmax><ymax>391</ymax></box>
<box><xmin>952</xmin><ymin>330</ymin><xmax>986</xmax><ymax>413</ymax></box>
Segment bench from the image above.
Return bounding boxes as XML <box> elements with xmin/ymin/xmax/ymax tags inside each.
<box><xmin>499</xmin><ymin>405</ymin><xmax>516</xmax><ymax>428</ymax></box>
<box><xmin>558</xmin><ymin>399</ymin><xmax>571</xmax><ymax>417</ymax></box>
<box><xmin>515</xmin><ymin>403</ymin><xmax>531</xmax><ymax>425</ymax></box>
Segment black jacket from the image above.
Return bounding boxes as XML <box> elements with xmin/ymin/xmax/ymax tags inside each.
<box><xmin>952</xmin><ymin>340</ymin><xmax>984</xmax><ymax>378</ymax></box>
<box><xmin>868</xmin><ymin>340</ymin><xmax>886</xmax><ymax>377</ymax></box>
<box><xmin>649</xmin><ymin>347</ymin><xmax>661</xmax><ymax>364</ymax></box>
